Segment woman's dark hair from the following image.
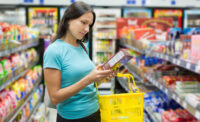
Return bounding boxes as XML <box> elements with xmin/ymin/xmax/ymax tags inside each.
<box><xmin>52</xmin><ymin>1</ymin><xmax>96</xmax><ymax>43</ymax></box>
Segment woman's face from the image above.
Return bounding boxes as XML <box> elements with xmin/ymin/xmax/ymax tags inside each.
<box><xmin>68</xmin><ymin>12</ymin><xmax>93</xmax><ymax>40</ymax></box>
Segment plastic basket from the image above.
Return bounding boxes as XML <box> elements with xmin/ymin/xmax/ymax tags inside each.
<box><xmin>96</xmin><ymin>73</ymin><xmax>144</xmax><ymax>122</ymax></box>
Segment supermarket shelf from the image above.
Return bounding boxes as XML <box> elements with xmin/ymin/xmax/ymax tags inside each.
<box><xmin>96</xmin><ymin>17</ymin><xmax>116</xmax><ymax>21</ymax></box>
<box><xmin>5</xmin><ymin>78</ymin><xmax>42</xmax><ymax>122</ymax></box>
<box><xmin>26</xmin><ymin>96</ymin><xmax>43</xmax><ymax>122</ymax></box>
<box><xmin>124</xmin><ymin>63</ymin><xmax>153</xmax><ymax>86</ymax></box>
<box><xmin>0</xmin><ymin>61</ymin><xmax>38</xmax><ymax>91</ymax></box>
<box><xmin>124</xmin><ymin>64</ymin><xmax>145</xmax><ymax>84</ymax></box>
<box><xmin>96</xmin><ymin>50</ymin><xmax>113</xmax><ymax>53</ymax></box>
<box><xmin>96</xmin><ymin>25</ymin><xmax>116</xmax><ymax>29</ymax></box>
<box><xmin>116</xmin><ymin>77</ymin><xmax>130</xmax><ymax>92</ymax></box>
<box><xmin>144</xmin><ymin>105</ymin><xmax>162</xmax><ymax>122</ymax></box>
<box><xmin>144</xmin><ymin>74</ymin><xmax>200</xmax><ymax>120</ymax></box>
<box><xmin>121</xmin><ymin>43</ymin><xmax>200</xmax><ymax>74</ymax></box>
<box><xmin>148</xmin><ymin>52</ymin><xmax>200</xmax><ymax>75</ymax></box>
<box><xmin>0</xmin><ymin>41</ymin><xmax>39</xmax><ymax>57</ymax></box>
<box><xmin>120</xmin><ymin>44</ymin><xmax>145</xmax><ymax>54</ymax></box>
<box><xmin>96</xmin><ymin>38</ymin><xmax>115</xmax><ymax>40</ymax></box>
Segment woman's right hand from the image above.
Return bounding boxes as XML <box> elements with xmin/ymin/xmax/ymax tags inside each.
<box><xmin>87</xmin><ymin>64</ymin><xmax>114</xmax><ymax>83</ymax></box>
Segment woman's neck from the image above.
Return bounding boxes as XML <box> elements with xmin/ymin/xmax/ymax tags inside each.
<box><xmin>61</xmin><ymin>32</ymin><xmax>79</xmax><ymax>47</ymax></box>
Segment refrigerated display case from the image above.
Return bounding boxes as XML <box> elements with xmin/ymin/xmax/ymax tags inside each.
<box><xmin>60</xmin><ymin>7</ymin><xmax>67</xmax><ymax>20</ymax></box>
<box><xmin>154</xmin><ymin>9</ymin><xmax>183</xmax><ymax>28</ymax></box>
<box><xmin>93</xmin><ymin>8</ymin><xmax>121</xmax><ymax>95</ymax></box>
<box><xmin>28</xmin><ymin>7</ymin><xmax>58</xmax><ymax>35</ymax></box>
<box><xmin>93</xmin><ymin>8</ymin><xmax>121</xmax><ymax>65</ymax></box>
<box><xmin>184</xmin><ymin>9</ymin><xmax>200</xmax><ymax>28</ymax></box>
<box><xmin>123</xmin><ymin>8</ymin><xmax>152</xmax><ymax>18</ymax></box>
<box><xmin>0</xmin><ymin>7</ymin><xmax>26</xmax><ymax>25</ymax></box>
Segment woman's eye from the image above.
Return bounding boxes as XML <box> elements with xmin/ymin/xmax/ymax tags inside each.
<box><xmin>81</xmin><ymin>21</ymin><xmax>86</xmax><ymax>24</ymax></box>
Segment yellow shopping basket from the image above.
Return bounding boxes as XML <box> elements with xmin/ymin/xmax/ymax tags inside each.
<box><xmin>95</xmin><ymin>73</ymin><xmax>144</xmax><ymax>122</ymax></box>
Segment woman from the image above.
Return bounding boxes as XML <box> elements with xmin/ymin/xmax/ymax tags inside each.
<box><xmin>43</xmin><ymin>1</ymin><xmax>116</xmax><ymax>122</ymax></box>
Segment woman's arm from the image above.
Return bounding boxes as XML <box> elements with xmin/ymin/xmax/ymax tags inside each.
<box><xmin>44</xmin><ymin>65</ymin><xmax>114</xmax><ymax>105</ymax></box>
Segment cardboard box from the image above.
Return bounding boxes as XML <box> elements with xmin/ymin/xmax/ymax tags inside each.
<box><xmin>101</xmin><ymin>49</ymin><xmax>132</xmax><ymax>70</ymax></box>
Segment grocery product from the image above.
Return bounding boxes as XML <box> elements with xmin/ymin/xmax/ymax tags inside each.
<box><xmin>101</xmin><ymin>49</ymin><xmax>132</xmax><ymax>70</ymax></box>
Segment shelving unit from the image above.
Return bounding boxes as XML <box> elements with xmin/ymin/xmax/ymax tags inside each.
<box><xmin>117</xmin><ymin>77</ymin><xmax>162</xmax><ymax>122</ymax></box>
<box><xmin>121</xmin><ymin>44</ymin><xmax>200</xmax><ymax>74</ymax></box>
<box><xmin>0</xmin><ymin>41</ymin><xmax>39</xmax><ymax>57</ymax></box>
<box><xmin>121</xmin><ymin>43</ymin><xmax>200</xmax><ymax>121</ymax></box>
<box><xmin>0</xmin><ymin>60</ymin><xmax>39</xmax><ymax>91</ymax></box>
<box><xmin>4</xmin><ymin>78</ymin><xmax>42</xmax><ymax>122</ymax></box>
<box><xmin>93</xmin><ymin>8</ymin><xmax>121</xmax><ymax>94</ymax></box>
<box><xmin>26</xmin><ymin>96</ymin><xmax>43</xmax><ymax>122</ymax></box>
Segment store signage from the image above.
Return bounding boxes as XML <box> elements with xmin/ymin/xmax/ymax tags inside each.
<box><xmin>126</xmin><ymin>0</ymin><xmax>136</xmax><ymax>4</ymax></box>
<box><xmin>24</xmin><ymin>0</ymin><xmax>34</xmax><ymax>3</ymax></box>
<box><xmin>71</xmin><ymin>0</ymin><xmax>75</xmax><ymax>3</ymax></box>
<box><xmin>171</xmin><ymin>0</ymin><xmax>176</xmax><ymax>5</ymax></box>
<box><xmin>116</xmin><ymin>18</ymin><xmax>173</xmax><ymax>39</ymax></box>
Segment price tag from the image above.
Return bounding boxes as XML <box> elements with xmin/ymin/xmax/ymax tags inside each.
<box><xmin>196</xmin><ymin>65</ymin><xmax>200</xmax><ymax>73</ymax></box>
<box><xmin>183</xmin><ymin>102</ymin><xmax>187</xmax><ymax>108</ymax></box>
<box><xmin>173</xmin><ymin>59</ymin><xmax>176</xmax><ymax>63</ymax></box>
<box><xmin>186</xmin><ymin>63</ymin><xmax>191</xmax><ymax>69</ymax></box>
<box><xmin>165</xmin><ymin>56</ymin><xmax>169</xmax><ymax>60</ymax></box>
<box><xmin>172</xmin><ymin>94</ymin><xmax>176</xmax><ymax>99</ymax></box>
<box><xmin>195</xmin><ymin>111</ymin><xmax>200</xmax><ymax>120</ymax></box>
<box><xmin>177</xmin><ymin>60</ymin><xmax>181</xmax><ymax>65</ymax></box>
<box><xmin>177</xmin><ymin>97</ymin><xmax>181</xmax><ymax>103</ymax></box>
<box><xmin>165</xmin><ymin>88</ymin><xmax>168</xmax><ymax>94</ymax></box>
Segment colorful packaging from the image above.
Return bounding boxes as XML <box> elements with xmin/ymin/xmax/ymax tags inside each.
<box><xmin>101</xmin><ymin>49</ymin><xmax>132</xmax><ymax>70</ymax></box>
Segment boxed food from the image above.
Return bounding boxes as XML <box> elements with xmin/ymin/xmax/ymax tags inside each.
<box><xmin>101</xmin><ymin>49</ymin><xmax>132</xmax><ymax>70</ymax></box>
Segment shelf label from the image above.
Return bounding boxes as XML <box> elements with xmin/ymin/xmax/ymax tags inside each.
<box><xmin>177</xmin><ymin>60</ymin><xmax>181</xmax><ymax>65</ymax></box>
<box><xmin>183</xmin><ymin>102</ymin><xmax>187</xmax><ymax>108</ymax></box>
<box><xmin>196</xmin><ymin>65</ymin><xmax>200</xmax><ymax>73</ymax></box>
<box><xmin>186</xmin><ymin>63</ymin><xmax>191</xmax><ymax>69</ymax></box>
<box><xmin>172</xmin><ymin>94</ymin><xmax>176</xmax><ymax>99</ymax></box>
<box><xmin>195</xmin><ymin>111</ymin><xmax>200</xmax><ymax>120</ymax></box>
<box><xmin>173</xmin><ymin>59</ymin><xmax>176</xmax><ymax>63</ymax></box>
<box><xmin>177</xmin><ymin>97</ymin><xmax>181</xmax><ymax>103</ymax></box>
<box><xmin>165</xmin><ymin>56</ymin><xmax>169</xmax><ymax>60</ymax></box>
<box><xmin>165</xmin><ymin>88</ymin><xmax>168</xmax><ymax>94</ymax></box>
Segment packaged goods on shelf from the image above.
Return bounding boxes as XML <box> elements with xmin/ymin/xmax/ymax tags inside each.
<box><xmin>117</xmin><ymin>18</ymin><xmax>173</xmax><ymax>41</ymax></box>
<box><xmin>185</xmin><ymin>94</ymin><xmax>200</xmax><ymax>109</ymax></box>
<box><xmin>145</xmin><ymin>91</ymin><xmax>198</xmax><ymax>122</ymax></box>
<box><xmin>162</xmin><ymin>109</ymin><xmax>198</xmax><ymax>122</ymax></box>
<box><xmin>93</xmin><ymin>8</ymin><xmax>120</xmax><ymax>65</ymax></box>
<box><xmin>13</xmin><ymin>85</ymin><xmax>43</xmax><ymax>122</ymax></box>
<box><xmin>0</xmin><ymin>65</ymin><xmax>42</xmax><ymax>122</ymax></box>
<box><xmin>30</xmin><ymin>103</ymin><xmax>47</xmax><ymax>122</ymax></box>
<box><xmin>0</xmin><ymin>48</ymin><xmax>38</xmax><ymax>86</ymax></box>
<box><xmin>0</xmin><ymin>22</ymin><xmax>39</xmax><ymax>51</ymax></box>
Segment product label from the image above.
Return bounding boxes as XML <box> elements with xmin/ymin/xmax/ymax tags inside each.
<box><xmin>108</xmin><ymin>51</ymin><xmax>124</xmax><ymax>67</ymax></box>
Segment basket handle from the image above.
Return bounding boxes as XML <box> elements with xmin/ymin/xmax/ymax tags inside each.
<box><xmin>116</xmin><ymin>73</ymin><xmax>139</xmax><ymax>93</ymax></box>
<box><xmin>95</xmin><ymin>73</ymin><xmax>139</xmax><ymax>96</ymax></box>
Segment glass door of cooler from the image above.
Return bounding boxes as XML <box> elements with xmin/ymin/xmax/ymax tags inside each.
<box><xmin>93</xmin><ymin>8</ymin><xmax>121</xmax><ymax>95</ymax></box>
<box><xmin>28</xmin><ymin>7</ymin><xmax>58</xmax><ymax>35</ymax></box>
<box><xmin>184</xmin><ymin>9</ymin><xmax>200</xmax><ymax>28</ymax></box>
<box><xmin>154</xmin><ymin>9</ymin><xmax>183</xmax><ymax>28</ymax></box>
<box><xmin>93</xmin><ymin>8</ymin><xmax>121</xmax><ymax>65</ymax></box>
<box><xmin>123</xmin><ymin>8</ymin><xmax>152</xmax><ymax>18</ymax></box>
<box><xmin>60</xmin><ymin>7</ymin><xmax>67</xmax><ymax>20</ymax></box>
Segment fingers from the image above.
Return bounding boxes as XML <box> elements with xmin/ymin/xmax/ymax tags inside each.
<box><xmin>98</xmin><ymin>70</ymin><xmax>113</xmax><ymax>75</ymax></box>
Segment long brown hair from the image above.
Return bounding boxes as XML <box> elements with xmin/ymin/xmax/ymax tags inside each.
<box><xmin>52</xmin><ymin>1</ymin><xmax>96</xmax><ymax>43</ymax></box>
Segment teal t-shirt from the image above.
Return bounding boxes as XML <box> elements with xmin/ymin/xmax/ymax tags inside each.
<box><xmin>43</xmin><ymin>39</ymin><xmax>99</xmax><ymax>119</ymax></box>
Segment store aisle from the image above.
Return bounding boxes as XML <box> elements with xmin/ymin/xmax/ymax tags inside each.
<box><xmin>48</xmin><ymin>108</ymin><xmax>57</xmax><ymax>122</ymax></box>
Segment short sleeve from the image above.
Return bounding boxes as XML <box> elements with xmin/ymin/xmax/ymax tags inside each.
<box><xmin>43</xmin><ymin>45</ymin><xmax>62</xmax><ymax>70</ymax></box>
